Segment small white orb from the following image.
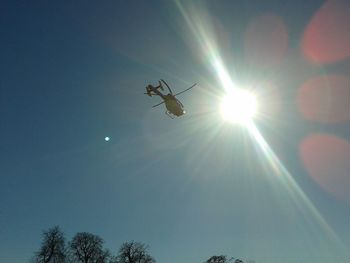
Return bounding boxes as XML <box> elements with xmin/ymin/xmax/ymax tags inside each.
<box><xmin>104</xmin><ymin>136</ymin><xmax>110</xmax><ymax>142</ymax></box>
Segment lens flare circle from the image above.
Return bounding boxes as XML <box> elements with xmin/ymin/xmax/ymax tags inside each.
<box><xmin>220</xmin><ymin>89</ymin><xmax>257</xmax><ymax>124</ymax></box>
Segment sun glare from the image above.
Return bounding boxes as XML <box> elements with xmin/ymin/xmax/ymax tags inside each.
<box><xmin>220</xmin><ymin>89</ymin><xmax>257</xmax><ymax>124</ymax></box>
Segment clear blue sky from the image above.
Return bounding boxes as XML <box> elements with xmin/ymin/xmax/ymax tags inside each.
<box><xmin>1</xmin><ymin>1</ymin><xmax>350</xmax><ymax>262</ymax></box>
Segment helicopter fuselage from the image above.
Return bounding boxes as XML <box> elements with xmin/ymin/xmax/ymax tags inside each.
<box><xmin>164</xmin><ymin>94</ymin><xmax>184</xmax><ymax>116</ymax></box>
<box><xmin>145</xmin><ymin>80</ymin><xmax>196</xmax><ymax>118</ymax></box>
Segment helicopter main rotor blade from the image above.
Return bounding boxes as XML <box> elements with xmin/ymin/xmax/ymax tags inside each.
<box><xmin>160</xmin><ymin>79</ymin><xmax>173</xmax><ymax>95</ymax></box>
<box><xmin>174</xmin><ymin>83</ymin><xmax>197</xmax><ymax>97</ymax></box>
<box><xmin>152</xmin><ymin>101</ymin><xmax>165</xmax><ymax>108</ymax></box>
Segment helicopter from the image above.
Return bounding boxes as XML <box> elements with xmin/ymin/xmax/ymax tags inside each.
<box><xmin>145</xmin><ymin>79</ymin><xmax>197</xmax><ymax>118</ymax></box>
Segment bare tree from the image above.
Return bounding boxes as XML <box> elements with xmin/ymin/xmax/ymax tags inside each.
<box><xmin>33</xmin><ymin>226</ymin><xmax>66</xmax><ymax>263</ymax></box>
<box><xmin>204</xmin><ymin>255</ymin><xmax>230</xmax><ymax>263</ymax></box>
<box><xmin>69</xmin><ymin>232</ymin><xmax>110</xmax><ymax>263</ymax></box>
<box><xmin>114</xmin><ymin>241</ymin><xmax>155</xmax><ymax>263</ymax></box>
<box><xmin>204</xmin><ymin>255</ymin><xmax>245</xmax><ymax>263</ymax></box>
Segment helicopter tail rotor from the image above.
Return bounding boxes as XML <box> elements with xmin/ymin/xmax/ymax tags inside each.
<box><xmin>144</xmin><ymin>85</ymin><xmax>153</xmax><ymax>97</ymax></box>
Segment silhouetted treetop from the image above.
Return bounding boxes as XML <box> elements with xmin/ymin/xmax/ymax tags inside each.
<box><xmin>31</xmin><ymin>226</ymin><xmax>254</xmax><ymax>263</ymax></box>
<box><xmin>204</xmin><ymin>255</ymin><xmax>230</xmax><ymax>263</ymax></box>
<box><xmin>204</xmin><ymin>255</ymin><xmax>248</xmax><ymax>263</ymax></box>
<box><xmin>34</xmin><ymin>225</ymin><xmax>66</xmax><ymax>263</ymax></box>
<box><xmin>115</xmin><ymin>241</ymin><xmax>155</xmax><ymax>263</ymax></box>
<box><xmin>69</xmin><ymin>232</ymin><xmax>110</xmax><ymax>263</ymax></box>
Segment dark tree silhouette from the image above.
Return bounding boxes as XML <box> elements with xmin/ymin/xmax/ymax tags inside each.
<box><xmin>114</xmin><ymin>241</ymin><xmax>155</xmax><ymax>263</ymax></box>
<box><xmin>204</xmin><ymin>255</ymin><xmax>246</xmax><ymax>263</ymax></box>
<box><xmin>204</xmin><ymin>255</ymin><xmax>230</xmax><ymax>263</ymax></box>
<box><xmin>33</xmin><ymin>226</ymin><xmax>66</xmax><ymax>263</ymax></box>
<box><xmin>69</xmin><ymin>232</ymin><xmax>110</xmax><ymax>263</ymax></box>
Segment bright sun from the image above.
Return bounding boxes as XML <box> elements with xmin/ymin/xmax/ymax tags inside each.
<box><xmin>220</xmin><ymin>89</ymin><xmax>257</xmax><ymax>124</ymax></box>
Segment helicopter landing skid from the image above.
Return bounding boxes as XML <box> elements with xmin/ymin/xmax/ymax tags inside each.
<box><xmin>165</xmin><ymin>111</ymin><xmax>175</xmax><ymax>119</ymax></box>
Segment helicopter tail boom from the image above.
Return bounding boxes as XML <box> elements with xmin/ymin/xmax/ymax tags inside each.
<box><xmin>145</xmin><ymin>83</ymin><xmax>165</xmax><ymax>97</ymax></box>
